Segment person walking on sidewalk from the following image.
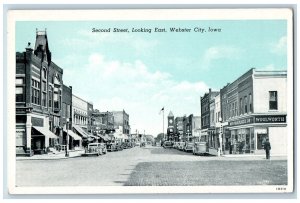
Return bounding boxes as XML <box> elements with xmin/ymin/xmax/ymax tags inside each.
<box><xmin>264</xmin><ymin>138</ymin><xmax>271</xmax><ymax>159</ymax></box>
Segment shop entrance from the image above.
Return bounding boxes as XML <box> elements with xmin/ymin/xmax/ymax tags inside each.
<box><xmin>257</xmin><ymin>133</ymin><xmax>269</xmax><ymax>150</ymax></box>
<box><xmin>31</xmin><ymin>136</ymin><xmax>45</xmax><ymax>154</ymax></box>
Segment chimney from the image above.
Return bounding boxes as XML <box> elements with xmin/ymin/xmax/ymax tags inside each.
<box><xmin>25</xmin><ymin>42</ymin><xmax>33</xmax><ymax>59</ymax></box>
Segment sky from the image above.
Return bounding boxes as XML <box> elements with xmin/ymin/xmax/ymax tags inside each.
<box><xmin>15</xmin><ymin>20</ymin><xmax>287</xmax><ymax>136</ymax></box>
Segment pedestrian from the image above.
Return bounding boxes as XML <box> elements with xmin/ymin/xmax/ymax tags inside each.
<box><xmin>264</xmin><ymin>138</ymin><xmax>271</xmax><ymax>159</ymax></box>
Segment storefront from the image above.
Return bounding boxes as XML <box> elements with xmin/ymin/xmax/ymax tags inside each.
<box><xmin>226</xmin><ymin>114</ymin><xmax>287</xmax><ymax>155</ymax></box>
<box><xmin>31</xmin><ymin>126</ymin><xmax>59</xmax><ymax>154</ymax></box>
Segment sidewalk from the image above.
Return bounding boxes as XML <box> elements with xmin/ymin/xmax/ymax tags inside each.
<box><xmin>221</xmin><ymin>154</ymin><xmax>287</xmax><ymax>160</ymax></box>
<box><xmin>16</xmin><ymin>149</ymin><xmax>85</xmax><ymax>160</ymax></box>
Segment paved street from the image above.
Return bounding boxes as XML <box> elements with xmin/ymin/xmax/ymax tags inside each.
<box><xmin>16</xmin><ymin>145</ymin><xmax>287</xmax><ymax>186</ymax></box>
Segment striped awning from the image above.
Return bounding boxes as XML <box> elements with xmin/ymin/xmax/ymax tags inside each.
<box><xmin>73</xmin><ymin>125</ymin><xmax>89</xmax><ymax>138</ymax></box>
<box><xmin>63</xmin><ymin>129</ymin><xmax>82</xmax><ymax>141</ymax></box>
<box><xmin>32</xmin><ymin>126</ymin><xmax>58</xmax><ymax>139</ymax></box>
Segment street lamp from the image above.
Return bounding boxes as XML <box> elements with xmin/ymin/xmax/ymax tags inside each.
<box><xmin>65</xmin><ymin>118</ymin><xmax>69</xmax><ymax>157</ymax></box>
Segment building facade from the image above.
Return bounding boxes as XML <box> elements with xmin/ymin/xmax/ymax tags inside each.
<box><xmin>174</xmin><ymin>117</ymin><xmax>184</xmax><ymax>141</ymax></box>
<box><xmin>220</xmin><ymin>68</ymin><xmax>287</xmax><ymax>155</ymax></box>
<box><xmin>15</xmin><ymin>30</ymin><xmax>63</xmax><ymax>156</ymax></box>
<box><xmin>166</xmin><ymin>111</ymin><xmax>175</xmax><ymax>141</ymax></box>
<box><xmin>87</xmin><ymin>102</ymin><xmax>94</xmax><ymax>134</ymax></box>
<box><xmin>112</xmin><ymin>110</ymin><xmax>130</xmax><ymax>135</ymax></box>
<box><xmin>200</xmin><ymin>89</ymin><xmax>219</xmax><ymax>146</ymax></box>
<box><xmin>72</xmin><ymin>94</ymin><xmax>89</xmax><ymax>139</ymax></box>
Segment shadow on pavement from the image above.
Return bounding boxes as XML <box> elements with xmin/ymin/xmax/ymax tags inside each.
<box><xmin>123</xmin><ymin>160</ymin><xmax>288</xmax><ymax>186</ymax></box>
<box><xmin>149</xmin><ymin>147</ymin><xmax>194</xmax><ymax>156</ymax></box>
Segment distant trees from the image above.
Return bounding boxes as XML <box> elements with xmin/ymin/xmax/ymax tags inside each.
<box><xmin>155</xmin><ymin>133</ymin><xmax>164</xmax><ymax>143</ymax></box>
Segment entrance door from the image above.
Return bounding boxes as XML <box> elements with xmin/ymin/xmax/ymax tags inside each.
<box><xmin>257</xmin><ymin>133</ymin><xmax>268</xmax><ymax>150</ymax></box>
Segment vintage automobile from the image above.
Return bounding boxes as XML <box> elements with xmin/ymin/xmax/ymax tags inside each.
<box><xmin>106</xmin><ymin>141</ymin><xmax>117</xmax><ymax>152</ymax></box>
<box><xmin>115</xmin><ymin>141</ymin><xmax>124</xmax><ymax>151</ymax></box>
<box><xmin>173</xmin><ymin>142</ymin><xmax>180</xmax><ymax>149</ymax></box>
<box><xmin>193</xmin><ymin>142</ymin><xmax>208</xmax><ymax>155</ymax></box>
<box><xmin>178</xmin><ymin>142</ymin><xmax>186</xmax><ymax>151</ymax></box>
<box><xmin>82</xmin><ymin>143</ymin><xmax>107</xmax><ymax>156</ymax></box>
<box><xmin>184</xmin><ymin>142</ymin><xmax>194</xmax><ymax>152</ymax></box>
<box><xmin>163</xmin><ymin>141</ymin><xmax>173</xmax><ymax>148</ymax></box>
<box><xmin>140</xmin><ymin>142</ymin><xmax>146</xmax><ymax>147</ymax></box>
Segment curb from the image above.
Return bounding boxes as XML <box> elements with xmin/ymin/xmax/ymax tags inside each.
<box><xmin>16</xmin><ymin>155</ymin><xmax>83</xmax><ymax>161</ymax></box>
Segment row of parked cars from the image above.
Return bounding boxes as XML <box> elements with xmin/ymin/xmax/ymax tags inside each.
<box><xmin>82</xmin><ymin>141</ymin><xmax>135</xmax><ymax>156</ymax></box>
<box><xmin>163</xmin><ymin>141</ymin><xmax>208</xmax><ymax>155</ymax></box>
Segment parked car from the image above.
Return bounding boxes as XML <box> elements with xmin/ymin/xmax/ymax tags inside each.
<box><xmin>184</xmin><ymin>142</ymin><xmax>194</xmax><ymax>152</ymax></box>
<box><xmin>135</xmin><ymin>142</ymin><xmax>141</xmax><ymax>147</ymax></box>
<box><xmin>193</xmin><ymin>142</ymin><xmax>208</xmax><ymax>155</ymax></box>
<box><xmin>163</xmin><ymin>141</ymin><xmax>173</xmax><ymax>148</ymax></box>
<box><xmin>82</xmin><ymin>143</ymin><xmax>107</xmax><ymax>156</ymax></box>
<box><xmin>106</xmin><ymin>141</ymin><xmax>117</xmax><ymax>152</ymax></box>
<box><xmin>173</xmin><ymin>142</ymin><xmax>180</xmax><ymax>149</ymax></box>
<box><xmin>178</xmin><ymin>142</ymin><xmax>185</xmax><ymax>151</ymax></box>
<box><xmin>140</xmin><ymin>142</ymin><xmax>146</xmax><ymax>147</ymax></box>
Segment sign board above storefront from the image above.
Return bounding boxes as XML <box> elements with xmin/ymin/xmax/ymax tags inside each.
<box><xmin>228</xmin><ymin>115</ymin><xmax>286</xmax><ymax>126</ymax></box>
<box><xmin>254</xmin><ymin>115</ymin><xmax>286</xmax><ymax>123</ymax></box>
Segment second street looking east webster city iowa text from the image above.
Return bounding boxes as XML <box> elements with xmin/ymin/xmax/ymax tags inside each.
<box><xmin>92</xmin><ymin>27</ymin><xmax>222</xmax><ymax>33</ymax></box>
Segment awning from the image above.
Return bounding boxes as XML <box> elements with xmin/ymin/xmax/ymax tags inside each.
<box><xmin>98</xmin><ymin>134</ymin><xmax>107</xmax><ymax>141</ymax></box>
<box><xmin>32</xmin><ymin>126</ymin><xmax>58</xmax><ymax>139</ymax></box>
<box><xmin>63</xmin><ymin>129</ymin><xmax>82</xmax><ymax>141</ymax></box>
<box><xmin>73</xmin><ymin>125</ymin><xmax>88</xmax><ymax>138</ymax></box>
<box><xmin>89</xmin><ymin>135</ymin><xmax>99</xmax><ymax>139</ymax></box>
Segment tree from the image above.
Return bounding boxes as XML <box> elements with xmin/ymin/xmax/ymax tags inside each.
<box><xmin>155</xmin><ymin>133</ymin><xmax>164</xmax><ymax>142</ymax></box>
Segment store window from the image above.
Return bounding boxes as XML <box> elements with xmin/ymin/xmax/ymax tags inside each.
<box><xmin>269</xmin><ymin>91</ymin><xmax>278</xmax><ymax>110</ymax></box>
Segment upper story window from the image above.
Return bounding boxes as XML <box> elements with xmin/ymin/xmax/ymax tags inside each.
<box><xmin>269</xmin><ymin>91</ymin><xmax>278</xmax><ymax>110</ymax></box>
<box><xmin>244</xmin><ymin>96</ymin><xmax>248</xmax><ymax>113</ymax></box>
<box><xmin>249</xmin><ymin>93</ymin><xmax>252</xmax><ymax>112</ymax></box>
<box><xmin>239</xmin><ymin>98</ymin><xmax>243</xmax><ymax>115</ymax></box>
<box><xmin>31</xmin><ymin>78</ymin><xmax>40</xmax><ymax>105</ymax></box>
<box><xmin>16</xmin><ymin>77</ymin><xmax>25</xmax><ymax>102</ymax></box>
<box><xmin>48</xmin><ymin>86</ymin><xmax>53</xmax><ymax>107</ymax></box>
<box><xmin>42</xmin><ymin>68</ymin><xmax>47</xmax><ymax>79</ymax></box>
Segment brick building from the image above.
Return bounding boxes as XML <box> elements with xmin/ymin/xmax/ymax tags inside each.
<box><xmin>15</xmin><ymin>30</ymin><xmax>64</xmax><ymax>156</ymax></box>
<box><xmin>220</xmin><ymin>68</ymin><xmax>287</xmax><ymax>155</ymax></box>
<box><xmin>200</xmin><ymin>89</ymin><xmax>219</xmax><ymax>146</ymax></box>
<box><xmin>112</xmin><ymin>110</ymin><xmax>130</xmax><ymax>135</ymax></box>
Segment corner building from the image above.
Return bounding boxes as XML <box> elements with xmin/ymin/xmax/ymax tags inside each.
<box><xmin>220</xmin><ymin>68</ymin><xmax>287</xmax><ymax>156</ymax></box>
<box><xmin>16</xmin><ymin>30</ymin><xmax>63</xmax><ymax>156</ymax></box>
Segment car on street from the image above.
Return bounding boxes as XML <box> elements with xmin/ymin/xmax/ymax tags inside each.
<box><xmin>82</xmin><ymin>143</ymin><xmax>107</xmax><ymax>156</ymax></box>
<box><xmin>178</xmin><ymin>142</ymin><xmax>185</xmax><ymax>151</ymax></box>
<box><xmin>193</xmin><ymin>142</ymin><xmax>208</xmax><ymax>155</ymax></box>
<box><xmin>107</xmin><ymin>141</ymin><xmax>117</xmax><ymax>152</ymax></box>
<box><xmin>163</xmin><ymin>141</ymin><xmax>173</xmax><ymax>148</ymax></box>
<box><xmin>184</xmin><ymin>142</ymin><xmax>194</xmax><ymax>152</ymax></box>
<box><xmin>173</xmin><ymin>142</ymin><xmax>180</xmax><ymax>149</ymax></box>
<box><xmin>135</xmin><ymin>142</ymin><xmax>141</xmax><ymax>147</ymax></box>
